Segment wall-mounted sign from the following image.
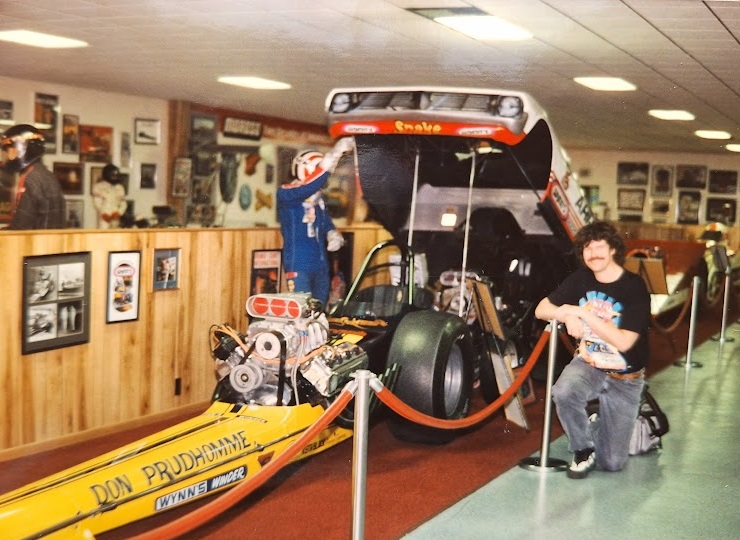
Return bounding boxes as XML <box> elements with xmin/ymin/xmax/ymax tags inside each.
<box><xmin>223</xmin><ymin>117</ymin><xmax>263</xmax><ymax>140</ymax></box>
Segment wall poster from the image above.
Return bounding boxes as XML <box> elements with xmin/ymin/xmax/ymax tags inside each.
<box><xmin>107</xmin><ymin>251</ymin><xmax>141</xmax><ymax>323</ymax></box>
<box><xmin>250</xmin><ymin>249</ymin><xmax>282</xmax><ymax>295</ymax></box>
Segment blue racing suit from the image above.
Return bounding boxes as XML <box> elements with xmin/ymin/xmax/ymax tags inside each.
<box><xmin>277</xmin><ymin>169</ymin><xmax>336</xmax><ymax>305</ymax></box>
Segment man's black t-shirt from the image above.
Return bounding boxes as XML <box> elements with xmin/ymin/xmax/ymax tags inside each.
<box><xmin>547</xmin><ymin>267</ymin><xmax>650</xmax><ymax>373</ymax></box>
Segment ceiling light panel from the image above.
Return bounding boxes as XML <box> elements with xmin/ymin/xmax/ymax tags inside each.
<box><xmin>574</xmin><ymin>77</ymin><xmax>637</xmax><ymax>91</ymax></box>
<box><xmin>648</xmin><ymin>109</ymin><xmax>695</xmax><ymax>121</ymax></box>
<box><xmin>695</xmin><ymin>130</ymin><xmax>731</xmax><ymax>140</ymax></box>
<box><xmin>217</xmin><ymin>76</ymin><xmax>291</xmax><ymax>90</ymax></box>
<box><xmin>409</xmin><ymin>7</ymin><xmax>532</xmax><ymax>41</ymax></box>
<box><xmin>0</xmin><ymin>30</ymin><xmax>88</xmax><ymax>48</ymax></box>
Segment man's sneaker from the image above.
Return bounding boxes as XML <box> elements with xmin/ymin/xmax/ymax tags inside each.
<box><xmin>567</xmin><ymin>448</ymin><xmax>596</xmax><ymax>479</ymax></box>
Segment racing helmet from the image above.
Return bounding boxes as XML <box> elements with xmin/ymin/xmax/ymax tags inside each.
<box><xmin>291</xmin><ymin>150</ymin><xmax>324</xmax><ymax>182</ymax></box>
<box><xmin>102</xmin><ymin>163</ymin><xmax>121</xmax><ymax>183</ymax></box>
<box><xmin>0</xmin><ymin>124</ymin><xmax>45</xmax><ymax>172</ymax></box>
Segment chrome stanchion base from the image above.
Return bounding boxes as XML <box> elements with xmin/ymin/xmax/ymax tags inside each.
<box><xmin>673</xmin><ymin>359</ymin><xmax>703</xmax><ymax>368</ymax></box>
<box><xmin>519</xmin><ymin>456</ymin><xmax>568</xmax><ymax>472</ymax></box>
<box><xmin>710</xmin><ymin>335</ymin><xmax>735</xmax><ymax>343</ymax></box>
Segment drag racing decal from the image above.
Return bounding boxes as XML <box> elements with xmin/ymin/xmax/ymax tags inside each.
<box><xmin>89</xmin><ymin>430</ymin><xmax>250</xmax><ymax>505</ymax></box>
<box><xmin>329</xmin><ymin>121</ymin><xmax>525</xmax><ymax>145</ymax></box>
<box><xmin>154</xmin><ymin>466</ymin><xmax>247</xmax><ymax>511</ymax></box>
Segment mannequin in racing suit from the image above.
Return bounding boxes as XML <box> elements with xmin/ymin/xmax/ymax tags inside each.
<box><xmin>277</xmin><ymin>138</ymin><xmax>353</xmax><ymax>306</ymax></box>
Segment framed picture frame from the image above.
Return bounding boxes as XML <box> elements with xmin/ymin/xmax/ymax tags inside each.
<box><xmin>79</xmin><ymin>125</ymin><xmax>113</xmax><ymax>162</ymax></box>
<box><xmin>153</xmin><ymin>248</ymin><xmax>180</xmax><ymax>290</ymax></box>
<box><xmin>708</xmin><ymin>170</ymin><xmax>738</xmax><ymax>194</ymax></box>
<box><xmin>140</xmin><ymin>163</ymin><xmax>157</xmax><ymax>189</ymax></box>
<box><xmin>250</xmin><ymin>249</ymin><xmax>282</xmax><ymax>295</ymax></box>
<box><xmin>616</xmin><ymin>162</ymin><xmax>649</xmax><ymax>185</ymax></box>
<box><xmin>34</xmin><ymin>93</ymin><xmax>58</xmax><ymax>153</ymax></box>
<box><xmin>650</xmin><ymin>165</ymin><xmax>673</xmax><ymax>197</ymax></box>
<box><xmin>107</xmin><ymin>251</ymin><xmax>141</xmax><ymax>323</ymax></box>
<box><xmin>22</xmin><ymin>252</ymin><xmax>91</xmax><ymax>354</ymax></box>
<box><xmin>676</xmin><ymin>165</ymin><xmax>708</xmax><ymax>189</ymax></box>
<box><xmin>65</xmin><ymin>198</ymin><xmax>84</xmax><ymax>228</ymax></box>
<box><xmin>120</xmin><ymin>131</ymin><xmax>132</xmax><ymax>168</ymax></box>
<box><xmin>706</xmin><ymin>198</ymin><xmax>736</xmax><ymax>225</ymax></box>
<box><xmin>677</xmin><ymin>190</ymin><xmax>701</xmax><ymax>224</ymax></box>
<box><xmin>61</xmin><ymin>114</ymin><xmax>80</xmax><ymax>154</ymax></box>
<box><xmin>134</xmin><ymin>118</ymin><xmax>161</xmax><ymax>145</ymax></box>
<box><xmin>617</xmin><ymin>188</ymin><xmax>646</xmax><ymax>211</ymax></box>
<box><xmin>53</xmin><ymin>162</ymin><xmax>84</xmax><ymax>195</ymax></box>
<box><xmin>172</xmin><ymin>157</ymin><xmax>192</xmax><ymax>198</ymax></box>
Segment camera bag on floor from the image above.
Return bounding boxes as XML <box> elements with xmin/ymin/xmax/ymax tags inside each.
<box><xmin>629</xmin><ymin>389</ymin><xmax>669</xmax><ymax>455</ymax></box>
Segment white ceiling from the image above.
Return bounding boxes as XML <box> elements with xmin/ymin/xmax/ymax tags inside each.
<box><xmin>1</xmin><ymin>0</ymin><xmax>739</xmax><ymax>154</ymax></box>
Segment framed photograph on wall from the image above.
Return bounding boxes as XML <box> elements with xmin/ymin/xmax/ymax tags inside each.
<box><xmin>79</xmin><ymin>125</ymin><xmax>113</xmax><ymax>162</ymax></box>
<box><xmin>677</xmin><ymin>190</ymin><xmax>701</xmax><ymax>224</ymax></box>
<box><xmin>676</xmin><ymin>165</ymin><xmax>707</xmax><ymax>189</ymax></box>
<box><xmin>65</xmin><ymin>198</ymin><xmax>84</xmax><ymax>228</ymax></box>
<box><xmin>617</xmin><ymin>188</ymin><xmax>646</xmax><ymax>211</ymax></box>
<box><xmin>250</xmin><ymin>249</ymin><xmax>282</xmax><ymax>295</ymax></box>
<box><xmin>616</xmin><ymin>162</ymin><xmax>649</xmax><ymax>185</ymax></box>
<box><xmin>34</xmin><ymin>92</ymin><xmax>58</xmax><ymax>153</ymax></box>
<box><xmin>62</xmin><ymin>114</ymin><xmax>80</xmax><ymax>154</ymax></box>
<box><xmin>53</xmin><ymin>162</ymin><xmax>84</xmax><ymax>195</ymax></box>
<box><xmin>134</xmin><ymin>118</ymin><xmax>161</xmax><ymax>144</ymax></box>
<box><xmin>706</xmin><ymin>198</ymin><xmax>736</xmax><ymax>225</ymax></box>
<box><xmin>107</xmin><ymin>251</ymin><xmax>141</xmax><ymax>323</ymax></box>
<box><xmin>172</xmin><ymin>157</ymin><xmax>192</xmax><ymax>198</ymax></box>
<box><xmin>650</xmin><ymin>165</ymin><xmax>673</xmax><ymax>197</ymax></box>
<box><xmin>120</xmin><ymin>131</ymin><xmax>132</xmax><ymax>168</ymax></box>
<box><xmin>140</xmin><ymin>163</ymin><xmax>157</xmax><ymax>189</ymax></box>
<box><xmin>708</xmin><ymin>170</ymin><xmax>738</xmax><ymax>194</ymax></box>
<box><xmin>22</xmin><ymin>252</ymin><xmax>91</xmax><ymax>354</ymax></box>
<box><xmin>153</xmin><ymin>248</ymin><xmax>180</xmax><ymax>290</ymax></box>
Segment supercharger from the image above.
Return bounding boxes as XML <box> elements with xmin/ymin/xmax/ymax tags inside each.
<box><xmin>211</xmin><ymin>293</ymin><xmax>368</xmax><ymax>406</ymax></box>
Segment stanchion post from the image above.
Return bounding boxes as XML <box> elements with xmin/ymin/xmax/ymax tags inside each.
<box><xmin>675</xmin><ymin>275</ymin><xmax>704</xmax><ymax>368</ymax></box>
<box><xmin>711</xmin><ymin>269</ymin><xmax>735</xmax><ymax>344</ymax></box>
<box><xmin>519</xmin><ymin>321</ymin><xmax>568</xmax><ymax>472</ymax></box>
<box><xmin>351</xmin><ymin>370</ymin><xmax>372</xmax><ymax>540</ymax></box>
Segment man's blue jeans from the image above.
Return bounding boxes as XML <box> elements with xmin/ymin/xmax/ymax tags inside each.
<box><xmin>552</xmin><ymin>357</ymin><xmax>645</xmax><ymax>471</ymax></box>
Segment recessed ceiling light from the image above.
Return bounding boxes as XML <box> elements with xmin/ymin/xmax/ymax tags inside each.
<box><xmin>434</xmin><ymin>15</ymin><xmax>532</xmax><ymax>41</ymax></box>
<box><xmin>0</xmin><ymin>30</ymin><xmax>88</xmax><ymax>48</ymax></box>
<box><xmin>695</xmin><ymin>130</ymin><xmax>731</xmax><ymax>140</ymax></box>
<box><xmin>574</xmin><ymin>77</ymin><xmax>636</xmax><ymax>91</ymax></box>
<box><xmin>648</xmin><ymin>109</ymin><xmax>695</xmax><ymax>121</ymax></box>
<box><xmin>725</xmin><ymin>144</ymin><xmax>740</xmax><ymax>152</ymax></box>
<box><xmin>217</xmin><ymin>76</ymin><xmax>291</xmax><ymax>90</ymax></box>
<box><xmin>409</xmin><ymin>7</ymin><xmax>532</xmax><ymax>41</ymax></box>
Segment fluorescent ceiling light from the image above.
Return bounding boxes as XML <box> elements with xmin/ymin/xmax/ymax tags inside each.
<box><xmin>695</xmin><ymin>130</ymin><xmax>731</xmax><ymax>140</ymax></box>
<box><xmin>574</xmin><ymin>77</ymin><xmax>636</xmax><ymax>91</ymax></box>
<box><xmin>648</xmin><ymin>109</ymin><xmax>695</xmax><ymax>121</ymax></box>
<box><xmin>218</xmin><ymin>76</ymin><xmax>291</xmax><ymax>90</ymax></box>
<box><xmin>0</xmin><ymin>30</ymin><xmax>88</xmax><ymax>48</ymax></box>
<box><xmin>725</xmin><ymin>144</ymin><xmax>740</xmax><ymax>152</ymax></box>
<box><xmin>434</xmin><ymin>15</ymin><xmax>532</xmax><ymax>41</ymax></box>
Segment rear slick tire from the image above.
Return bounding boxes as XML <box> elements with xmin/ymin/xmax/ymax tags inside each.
<box><xmin>386</xmin><ymin>310</ymin><xmax>474</xmax><ymax>444</ymax></box>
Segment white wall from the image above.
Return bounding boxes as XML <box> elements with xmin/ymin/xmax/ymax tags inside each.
<box><xmin>1</xmin><ymin>75</ymin><xmax>169</xmax><ymax>228</ymax></box>
<box><xmin>568</xmin><ymin>148</ymin><xmax>740</xmax><ymax>225</ymax></box>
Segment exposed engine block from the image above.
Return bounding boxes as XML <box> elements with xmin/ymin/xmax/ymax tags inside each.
<box><xmin>211</xmin><ymin>293</ymin><xmax>367</xmax><ymax>406</ymax></box>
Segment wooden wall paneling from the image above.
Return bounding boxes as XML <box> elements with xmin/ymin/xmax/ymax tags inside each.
<box><xmin>0</xmin><ymin>224</ymin><xmax>391</xmax><ymax>453</ymax></box>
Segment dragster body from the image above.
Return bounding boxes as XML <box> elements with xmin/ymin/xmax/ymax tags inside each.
<box><xmin>0</xmin><ymin>390</ymin><xmax>352</xmax><ymax>539</ymax></box>
<box><xmin>2</xmin><ymin>86</ymin><xmax>596</xmax><ymax>538</ymax></box>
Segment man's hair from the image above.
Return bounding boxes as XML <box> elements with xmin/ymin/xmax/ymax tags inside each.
<box><xmin>573</xmin><ymin>221</ymin><xmax>626</xmax><ymax>266</ymax></box>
